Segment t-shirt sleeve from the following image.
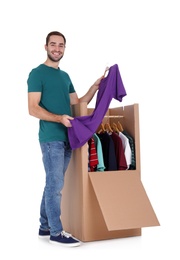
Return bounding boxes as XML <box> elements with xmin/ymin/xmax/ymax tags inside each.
<box><xmin>67</xmin><ymin>73</ymin><xmax>76</xmax><ymax>94</ymax></box>
<box><xmin>27</xmin><ymin>69</ymin><xmax>42</xmax><ymax>92</ymax></box>
<box><xmin>69</xmin><ymin>81</ymin><xmax>76</xmax><ymax>93</ymax></box>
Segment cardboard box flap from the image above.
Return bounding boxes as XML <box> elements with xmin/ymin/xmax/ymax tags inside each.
<box><xmin>89</xmin><ymin>172</ymin><xmax>160</xmax><ymax>231</ymax></box>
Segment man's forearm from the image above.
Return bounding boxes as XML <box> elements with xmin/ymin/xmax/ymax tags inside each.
<box><xmin>79</xmin><ymin>84</ymin><xmax>99</xmax><ymax>104</ymax></box>
<box><xmin>29</xmin><ymin>104</ymin><xmax>62</xmax><ymax>122</ymax></box>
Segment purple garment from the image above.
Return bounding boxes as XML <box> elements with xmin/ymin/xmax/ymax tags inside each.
<box><xmin>68</xmin><ymin>64</ymin><xmax>127</xmax><ymax>149</ymax></box>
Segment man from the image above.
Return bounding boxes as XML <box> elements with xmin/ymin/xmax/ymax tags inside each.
<box><xmin>27</xmin><ymin>31</ymin><xmax>103</xmax><ymax>247</ymax></box>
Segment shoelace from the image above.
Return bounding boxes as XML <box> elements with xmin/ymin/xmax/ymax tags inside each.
<box><xmin>61</xmin><ymin>230</ymin><xmax>72</xmax><ymax>238</ymax></box>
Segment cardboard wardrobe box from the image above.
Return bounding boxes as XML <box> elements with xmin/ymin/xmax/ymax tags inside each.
<box><xmin>61</xmin><ymin>103</ymin><xmax>160</xmax><ymax>242</ymax></box>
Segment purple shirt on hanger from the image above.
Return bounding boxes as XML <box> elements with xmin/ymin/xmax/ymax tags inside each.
<box><xmin>68</xmin><ymin>64</ymin><xmax>127</xmax><ymax>149</ymax></box>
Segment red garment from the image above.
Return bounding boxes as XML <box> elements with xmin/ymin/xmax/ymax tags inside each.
<box><xmin>110</xmin><ymin>132</ymin><xmax>127</xmax><ymax>170</ymax></box>
<box><xmin>88</xmin><ymin>138</ymin><xmax>98</xmax><ymax>171</ymax></box>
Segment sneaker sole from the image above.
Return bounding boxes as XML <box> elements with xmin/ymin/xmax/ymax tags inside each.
<box><xmin>49</xmin><ymin>240</ymin><xmax>81</xmax><ymax>247</ymax></box>
<box><xmin>38</xmin><ymin>235</ymin><xmax>50</xmax><ymax>239</ymax></box>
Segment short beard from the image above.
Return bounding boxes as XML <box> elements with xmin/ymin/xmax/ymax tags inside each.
<box><xmin>47</xmin><ymin>53</ymin><xmax>63</xmax><ymax>62</ymax></box>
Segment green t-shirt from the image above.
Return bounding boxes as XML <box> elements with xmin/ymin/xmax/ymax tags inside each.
<box><xmin>27</xmin><ymin>64</ymin><xmax>76</xmax><ymax>143</ymax></box>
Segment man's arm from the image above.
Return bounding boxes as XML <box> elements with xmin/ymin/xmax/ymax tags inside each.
<box><xmin>28</xmin><ymin>92</ymin><xmax>73</xmax><ymax>127</ymax></box>
<box><xmin>70</xmin><ymin>76</ymin><xmax>103</xmax><ymax>105</ymax></box>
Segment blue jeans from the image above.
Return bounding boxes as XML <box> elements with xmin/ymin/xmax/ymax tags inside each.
<box><xmin>39</xmin><ymin>141</ymin><xmax>72</xmax><ymax>236</ymax></box>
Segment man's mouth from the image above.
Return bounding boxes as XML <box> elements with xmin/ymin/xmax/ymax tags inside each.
<box><xmin>52</xmin><ymin>52</ymin><xmax>60</xmax><ymax>57</ymax></box>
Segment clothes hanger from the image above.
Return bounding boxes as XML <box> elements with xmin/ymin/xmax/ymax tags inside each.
<box><xmin>98</xmin><ymin>123</ymin><xmax>106</xmax><ymax>134</ymax></box>
<box><xmin>117</xmin><ymin>121</ymin><xmax>124</xmax><ymax>132</ymax></box>
<box><xmin>112</xmin><ymin>122</ymin><xmax>120</xmax><ymax>133</ymax></box>
<box><xmin>105</xmin><ymin>123</ymin><xmax>113</xmax><ymax>133</ymax></box>
<box><xmin>103</xmin><ymin>66</ymin><xmax>109</xmax><ymax>78</ymax></box>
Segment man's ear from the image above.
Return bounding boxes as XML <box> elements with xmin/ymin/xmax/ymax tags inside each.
<box><xmin>44</xmin><ymin>44</ymin><xmax>47</xmax><ymax>51</ymax></box>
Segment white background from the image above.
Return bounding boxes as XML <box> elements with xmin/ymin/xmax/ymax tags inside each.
<box><xmin>1</xmin><ymin>0</ymin><xmax>180</xmax><ymax>259</ymax></box>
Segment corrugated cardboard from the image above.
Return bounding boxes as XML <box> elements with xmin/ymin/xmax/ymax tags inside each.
<box><xmin>61</xmin><ymin>103</ymin><xmax>160</xmax><ymax>242</ymax></box>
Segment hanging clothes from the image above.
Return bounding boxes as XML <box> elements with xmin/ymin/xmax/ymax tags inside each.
<box><xmin>88</xmin><ymin>137</ymin><xmax>98</xmax><ymax>172</ymax></box>
<box><xmin>97</xmin><ymin>132</ymin><xmax>117</xmax><ymax>171</ymax></box>
<box><xmin>110</xmin><ymin>132</ymin><xmax>127</xmax><ymax>170</ymax></box>
<box><xmin>93</xmin><ymin>134</ymin><xmax>105</xmax><ymax>171</ymax></box>
<box><xmin>122</xmin><ymin>130</ymin><xmax>136</xmax><ymax>170</ymax></box>
<box><xmin>119</xmin><ymin>132</ymin><xmax>132</xmax><ymax>169</ymax></box>
<box><xmin>68</xmin><ymin>64</ymin><xmax>127</xmax><ymax>150</ymax></box>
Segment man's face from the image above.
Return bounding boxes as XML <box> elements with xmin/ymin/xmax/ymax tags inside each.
<box><xmin>45</xmin><ymin>35</ymin><xmax>65</xmax><ymax>62</ymax></box>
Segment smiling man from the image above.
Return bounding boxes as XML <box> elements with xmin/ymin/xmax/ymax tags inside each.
<box><xmin>45</xmin><ymin>33</ymin><xmax>65</xmax><ymax>65</ymax></box>
<box><xmin>27</xmin><ymin>31</ymin><xmax>103</xmax><ymax>247</ymax></box>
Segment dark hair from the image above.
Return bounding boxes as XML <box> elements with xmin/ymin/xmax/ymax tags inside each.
<box><xmin>46</xmin><ymin>31</ymin><xmax>66</xmax><ymax>46</ymax></box>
